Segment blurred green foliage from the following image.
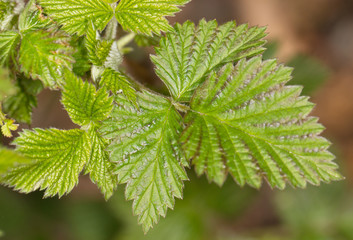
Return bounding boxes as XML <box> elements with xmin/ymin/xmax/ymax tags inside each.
<box><xmin>287</xmin><ymin>55</ymin><xmax>330</xmax><ymax>96</ymax></box>
<box><xmin>2</xmin><ymin>75</ymin><xmax>42</xmax><ymax>124</ymax></box>
<box><xmin>0</xmin><ymin>172</ymin><xmax>257</xmax><ymax>240</ymax></box>
<box><xmin>1</xmin><ymin>173</ymin><xmax>352</xmax><ymax>240</ymax></box>
<box><xmin>263</xmin><ymin>42</ymin><xmax>330</xmax><ymax>95</ymax></box>
<box><xmin>0</xmin><ymin>186</ymin><xmax>121</xmax><ymax>240</ymax></box>
<box><xmin>274</xmin><ymin>182</ymin><xmax>353</xmax><ymax>240</ymax></box>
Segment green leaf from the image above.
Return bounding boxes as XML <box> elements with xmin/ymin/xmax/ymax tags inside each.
<box><xmin>0</xmin><ymin>31</ymin><xmax>20</xmax><ymax>66</ymax></box>
<box><xmin>0</xmin><ymin>147</ymin><xmax>31</xmax><ymax>175</ymax></box>
<box><xmin>85</xmin><ymin>22</ymin><xmax>102</xmax><ymax>65</ymax></box>
<box><xmin>0</xmin><ymin>68</ymin><xmax>16</xmax><ymax>101</ymax></box>
<box><xmin>181</xmin><ymin>58</ymin><xmax>342</xmax><ymax>188</ymax></box>
<box><xmin>3</xmin><ymin>92</ymin><xmax>35</xmax><ymax>124</ymax></box>
<box><xmin>151</xmin><ymin>20</ymin><xmax>267</xmax><ymax>102</ymax></box>
<box><xmin>18</xmin><ymin>0</ymin><xmax>51</xmax><ymax>33</ymax></box>
<box><xmin>85</xmin><ymin>22</ymin><xmax>122</xmax><ymax>68</ymax></box>
<box><xmin>115</xmin><ymin>0</ymin><xmax>190</xmax><ymax>35</ymax></box>
<box><xmin>38</xmin><ymin>0</ymin><xmax>114</xmax><ymax>35</ymax></box>
<box><xmin>88</xmin><ymin>38</ymin><xmax>113</xmax><ymax>66</ymax></box>
<box><xmin>0</xmin><ymin>0</ymin><xmax>15</xmax><ymax>29</ymax></box>
<box><xmin>134</xmin><ymin>34</ymin><xmax>160</xmax><ymax>47</ymax></box>
<box><xmin>2</xmin><ymin>128</ymin><xmax>90</xmax><ymax>197</ymax></box>
<box><xmin>1</xmin><ymin>127</ymin><xmax>117</xmax><ymax>199</ymax></box>
<box><xmin>85</xmin><ymin>126</ymin><xmax>118</xmax><ymax>200</ymax></box>
<box><xmin>61</xmin><ymin>70</ymin><xmax>113</xmax><ymax>126</ymax></box>
<box><xmin>100</xmin><ymin>90</ymin><xmax>188</xmax><ymax>232</ymax></box>
<box><xmin>100</xmin><ymin>68</ymin><xmax>136</xmax><ymax>104</ymax></box>
<box><xmin>1</xmin><ymin>119</ymin><xmax>19</xmax><ymax>138</ymax></box>
<box><xmin>71</xmin><ymin>36</ymin><xmax>91</xmax><ymax>76</ymax></box>
<box><xmin>19</xmin><ymin>30</ymin><xmax>73</xmax><ymax>88</ymax></box>
<box><xmin>2</xmin><ymin>76</ymin><xmax>43</xmax><ymax>124</ymax></box>
<box><xmin>0</xmin><ymin>1</ymin><xmax>7</xmax><ymax>20</ymax></box>
<box><xmin>86</xmin><ymin>23</ymin><xmax>113</xmax><ymax>66</ymax></box>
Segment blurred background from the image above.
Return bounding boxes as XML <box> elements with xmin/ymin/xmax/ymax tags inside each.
<box><xmin>1</xmin><ymin>0</ymin><xmax>353</xmax><ymax>239</ymax></box>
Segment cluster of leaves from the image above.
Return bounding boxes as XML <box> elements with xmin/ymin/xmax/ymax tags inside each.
<box><xmin>0</xmin><ymin>0</ymin><xmax>342</xmax><ymax>233</ymax></box>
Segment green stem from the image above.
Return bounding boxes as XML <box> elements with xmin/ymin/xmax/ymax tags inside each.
<box><xmin>172</xmin><ymin>101</ymin><xmax>190</xmax><ymax>113</ymax></box>
<box><xmin>117</xmin><ymin>32</ymin><xmax>136</xmax><ymax>50</ymax></box>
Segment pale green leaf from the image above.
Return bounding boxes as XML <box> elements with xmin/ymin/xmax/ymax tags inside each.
<box><xmin>100</xmin><ymin>90</ymin><xmax>188</xmax><ymax>232</ymax></box>
<box><xmin>104</xmin><ymin>41</ymin><xmax>122</xmax><ymax>71</ymax></box>
<box><xmin>0</xmin><ymin>147</ymin><xmax>31</xmax><ymax>175</ymax></box>
<box><xmin>115</xmin><ymin>0</ymin><xmax>190</xmax><ymax>35</ymax></box>
<box><xmin>19</xmin><ymin>30</ymin><xmax>73</xmax><ymax>88</ymax></box>
<box><xmin>38</xmin><ymin>0</ymin><xmax>114</xmax><ymax>35</ymax></box>
<box><xmin>61</xmin><ymin>70</ymin><xmax>113</xmax><ymax>126</ymax></box>
<box><xmin>181</xmin><ymin>58</ymin><xmax>342</xmax><ymax>188</ymax></box>
<box><xmin>85</xmin><ymin>126</ymin><xmax>118</xmax><ymax>200</ymax></box>
<box><xmin>0</xmin><ymin>31</ymin><xmax>20</xmax><ymax>66</ymax></box>
<box><xmin>151</xmin><ymin>20</ymin><xmax>267</xmax><ymax>101</ymax></box>
<box><xmin>1</xmin><ymin>119</ymin><xmax>19</xmax><ymax>138</ymax></box>
<box><xmin>2</xmin><ymin>128</ymin><xmax>90</xmax><ymax>197</ymax></box>
<box><xmin>100</xmin><ymin>68</ymin><xmax>136</xmax><ymax>104</ymax></box>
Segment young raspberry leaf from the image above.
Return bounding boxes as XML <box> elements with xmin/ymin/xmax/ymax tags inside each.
<box><xmin>85</xmin><ymin>126</ymin><xmax>118</xmax><ymax>200</ymax></box>
<box><xmin>85</xmin><ymin>22</ymin><xmax>122</xmax><ymax>70</ymax></box>
<box><xmin>38</xmin><ymin>0</ymin><xmax>114</xmax><ymax>35</ymax></box>
<box><xmin>100</xmin><ymin>68</ymin><xmax>137</xmax><ymax>105</ymax></box>
<box><xmin>181</xmin><ymin>58</ymin><xmax>342</xmax><ymax>188</ymax></box>
<box><xmin>100</xmin><ymin>90</ymin><xmax>188</xmax><ymax>233</ymax></box>
<box><xmin>2</xmin><ymin>129</ymin><xmax>90</xmax><ymax>197</ymax></box>
<box><xmin>60</xmin><ymin>70</ymin><xmax>117</xmax><ymax>199</ymax></box>
<box><xmin>1</xmin><ymin>119</ymin><xmax>19</xmax><ymax>138</ymax></box>
<box><xmin>18</xmin><ymin>0</ymin><xmax>51</xmax><ymax>33</ymax></box>
<box><xmin>19</xmin><ymin>30</ymin><xmax>73</xmax><ymax>88</ymax></box>
<box><xmin>151</xmin><ymin>20</ymin><xmax>267</xmax><ymax>102</ymax></box>
<box><xmin>61</xmin><ymin>70</ymin><xmax>113</xmax><ymax>126</ymax></box>
<box><xmin>115</xmin><ymin>0</ymin><xmax>190</xmax><ymax>35</ymax></box>
<box><xmin>0</xmin><ymin>31</ymin><xmax>20</xmax><ymax>66</ymax></box>
<box><xmin>85</xmin><ymin>22</ymin><xmax>113</xmax><ymax>66</ymax></box>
